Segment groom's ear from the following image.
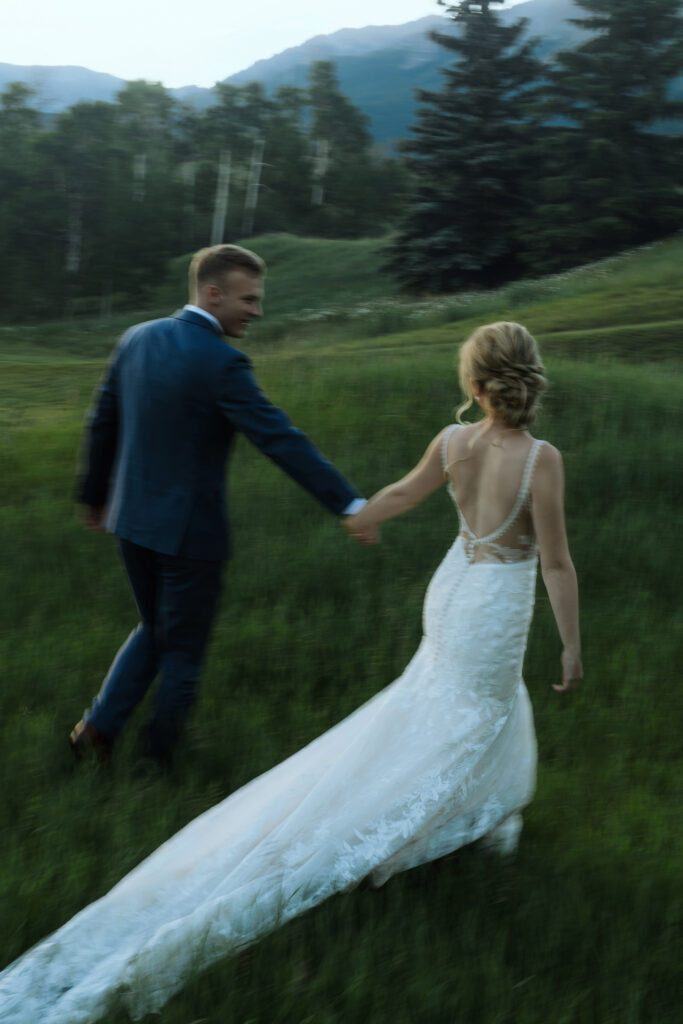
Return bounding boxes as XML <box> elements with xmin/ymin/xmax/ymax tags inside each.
<box><xmin>202</xmin><ymin>282</ymin><xmax>222</xmax><ymax>305</ymax></box>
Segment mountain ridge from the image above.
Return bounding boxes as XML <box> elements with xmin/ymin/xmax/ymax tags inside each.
<box><xmin>2</xmin><ymin>1</ymin><xmax>679</xmax><ymax>142</ymax></box>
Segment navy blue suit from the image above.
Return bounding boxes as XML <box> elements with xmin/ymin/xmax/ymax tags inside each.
<box><xmin>79</xmin><ymin>308</ymin><xmax>359</xmax><ymax>758</ymax></box>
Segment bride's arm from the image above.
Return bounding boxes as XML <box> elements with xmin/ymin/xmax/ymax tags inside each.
<box><xmin>344</xmin><ymin>429</ymin><xmax>448</xmax><ymax>540</ymax></box>
<box><xmin>530</xmin><ymin>444</ymin><xmax>583</xmax><ymax>692</ymax></box>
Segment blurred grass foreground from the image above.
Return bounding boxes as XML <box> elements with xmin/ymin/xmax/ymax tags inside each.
<box><xmin>0</xmin><ymin>233</ymin><xmax>681</xmax><ymax>1023</ymax></box>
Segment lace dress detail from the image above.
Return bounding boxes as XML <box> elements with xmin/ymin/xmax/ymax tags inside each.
<box><xmin>0</xmin><ymin>427</ymin><xmax>541</xmax><ymax>1024</ymax></box>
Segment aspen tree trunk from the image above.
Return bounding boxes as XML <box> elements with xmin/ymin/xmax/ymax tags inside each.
<box><xmin>181</xmin><ymin>161</ymin><xmax>197</xmax><ymax>247</ymax></box>
<box><xmin>133</xmin><ymin>153</ymin><xmax>147</xmax><ymax>202</ymax></box>
<box><xmin>311</xmin><ymin>139</ymin><xmax>330</xmax><ymax>206</ymax></box>
<box><xmin>211</xmin><ymin>150</ymin><xmax>231</xmax><ymax>245</ymax></box>
<box><xmin>242</xmin><ymin>136</ymin><xmax>265</xmax><ymax>236</ymax></box>
<box><xmin>64</xmin><ymin>194</ymin><xmax>83</xmax><ymax>317</ymax></box>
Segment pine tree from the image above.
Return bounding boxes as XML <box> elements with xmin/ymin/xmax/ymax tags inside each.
<box><xmin>280</xmin><ymin>60</ymin><xmax>403</xmax><ymax>238</ymax></box>
<box><xmin>258</xmin><ymin>86</ymin><xmax>313</xmax><ymax>233</ymax></box>
<box><xmin>527</xmin><ymin>0</ymin><xmax>683</xmax><ymax>269</ymax></box>
<box><xmin>385</xmin><ymin>0</ymin><xmax>544</xmax><ymax>292</ymax></box>
<box><xmin>111</xmin><ymin>82</ymin><xmax>184</xmax><ymax>300</ymax></box>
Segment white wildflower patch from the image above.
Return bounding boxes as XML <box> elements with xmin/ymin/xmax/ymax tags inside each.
<box><xmin>267</xmin><ymin>236</ymin><xmax>669</xmax><ymax>343</ymax></box>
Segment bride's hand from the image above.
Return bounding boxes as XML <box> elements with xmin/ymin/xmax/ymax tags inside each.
<box><xmin>553</xmin><ymin>649</ymin><xmax>583</xmax><ymax>692</ymax></box>
<box><xmin>342</xmin><ymin>514</ymin><xmax>380</xmax><ymax>545</ymax></box>
<box><xmin>353</xmin><ymin>525</ymin><xmax>380</xmax><ymax>545</ymax></box>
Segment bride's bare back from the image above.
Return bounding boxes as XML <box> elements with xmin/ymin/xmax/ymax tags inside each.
<box><xmin>443</xmin><ymin>424</ymin><xmax>542</xmax><ymax>565</ymax></box>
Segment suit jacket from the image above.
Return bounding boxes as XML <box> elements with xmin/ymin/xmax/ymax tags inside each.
<box><xmin>79</xmin><ymin>308</ymin><xmax>359</xmax><ymax>560</ymax></box>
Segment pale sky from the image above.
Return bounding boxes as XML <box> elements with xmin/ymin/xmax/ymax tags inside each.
<box><xmin>1</xmin><ymin>0</ymin><xmax>528</xmax><ymax>89</ymax></box>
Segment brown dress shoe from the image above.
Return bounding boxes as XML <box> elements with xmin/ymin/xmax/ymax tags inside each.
<box><xmin>69</xmin><ymin>719</ymin><xmax>113</xmax><ymax>764</ymax></box>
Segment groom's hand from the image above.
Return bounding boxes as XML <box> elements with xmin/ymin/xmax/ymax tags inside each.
<box><xmin>81</xmin><ymin>504</ymin><xmax>106</xmax><ymax>531</ymax></box>
<box><xmin>342</xmin><ymin>516</ymin><xmax>380</xmax><ymax>545</ymax></box>
<box><xmin>351</xmin><ymin>526</ymin><xmax>380</xmax><ymax>545</ymax></box>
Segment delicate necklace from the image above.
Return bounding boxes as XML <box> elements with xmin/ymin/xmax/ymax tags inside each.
<box><xmin>490</xmin><ymin>431</ymin><xmax>529</xmax><ymax>448</ymax></box>
<box><xmin>475</xmin><ymin>419</ymin><xmax>528</xmax><ymax>448</ymax></box>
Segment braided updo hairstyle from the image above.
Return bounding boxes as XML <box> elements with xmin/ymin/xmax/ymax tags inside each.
<box><xmin>457</xmin><ymin>322</ymin><xmax>547</xmax><ymax>429</ymax></box>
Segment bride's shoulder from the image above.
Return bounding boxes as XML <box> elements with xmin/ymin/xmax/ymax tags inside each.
<box><xmin>443</xmin><ymin>421</ymin><xmax>480</xmax><ymax>447</ymax></box>
<box><xmin>440</xmin><ymin>422</ymin><xmax>472</xmax><ymax>439</ymax></box>
<box><xmin>436</xmin><ymin>422</ymin><xmax>469</xmax><ymax>448</ymax></box>
<box><xmin>530</xmin><ymin>439</ymin><xmax>564</xmax><ymax>487</ymax></box>
<box><xmin>435</xmin><ymin>423</ymin><xmax>472</xmax><ymax>471</ymax></box>
<box><xmin>533</xmin><ymin>438</ymin><xmax>562</xmax><ymax>461</ymax></box>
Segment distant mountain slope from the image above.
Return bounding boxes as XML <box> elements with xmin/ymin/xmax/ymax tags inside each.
<box><xmin>227</xmin><ymin>15</ymin><xmax>449</xmax><ymax>87</ymax></box>
<box><xmin>223</xmin><ymin>1</ymin><xmax>587</xmax><ymax>140</ymax></box>
<box><xmin>0</xmin><ymin>62</ymin><xmax>127</xmax><ymax>111</ymax></box>
<box><xmin>227</xmin><ymin>1</ymin><xmax>582</xmax><ymax>87</ymax></box>
<box><xmin>2</xmin><ymin>0</ymin><xmax>680</xmax><ymax>142</ymax></box>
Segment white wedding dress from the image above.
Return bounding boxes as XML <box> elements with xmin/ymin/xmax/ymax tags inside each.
<box><xmin>0</xmin><ymin>427</ymin><xmax>543</xmax><ymax>1023</ymax></box>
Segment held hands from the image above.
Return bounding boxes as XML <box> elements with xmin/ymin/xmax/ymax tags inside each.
<box><xmin>342</xmin><ymin>512</ymin><xmax>380</xmax><ymax>545</ymax></box>
<box><xmin>553</xmin><ymin>649</ymin><xmax>583</xmax><ymax>693</ymax></box>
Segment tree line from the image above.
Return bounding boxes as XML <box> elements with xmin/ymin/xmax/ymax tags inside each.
<box><xmin>388</xmin><ymin>0</ymin><xmax>683</xmax><ymax>290</ymax></box>
<box><xmin>1</xmin><ymin>0</ymin><xmax>682</xmax><ymax>319</ymax></box>
<box><xmin>0</xmin><ymin>63</ymin><xmax>405</xmax><ymax>320</ymax></box>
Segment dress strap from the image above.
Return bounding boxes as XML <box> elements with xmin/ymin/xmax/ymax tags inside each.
<box><xmin>519</xmin><ymin>439</ymin><xmax>544</xmax><ymax>505</ymax></box>
<box><xmin>441</xmin><ymin>424</ymin><xmax>461</xmax><ymax>475</ymax></box>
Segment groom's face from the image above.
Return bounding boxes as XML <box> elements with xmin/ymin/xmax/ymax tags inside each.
<box><xmin>213</xmin><ymin>270</ymin><xmax>264</xmax><ymax>338</ymax></box>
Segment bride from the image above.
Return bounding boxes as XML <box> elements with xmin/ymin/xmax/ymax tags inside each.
<box><xmin>0</xmin><ymin>321</ymin><xmax>582</xmax><ymax>1023</ymax></box>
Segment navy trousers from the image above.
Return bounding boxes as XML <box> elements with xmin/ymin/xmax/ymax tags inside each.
<box><xmin>86</xmin><ymin>540</ymin><xmax>224</xmax><ymax>759</ymax></box>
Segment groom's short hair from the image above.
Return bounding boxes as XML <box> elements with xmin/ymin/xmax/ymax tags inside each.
<box><xmin>189</xmin><ymin>244</ymin><xmax>265</xmax><ymax>296</ymax></box>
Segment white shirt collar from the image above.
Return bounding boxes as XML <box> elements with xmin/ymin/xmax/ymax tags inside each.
<box><xmin>183</xmin><ymin>304</ymin><xmax>223</xmax><ymax>334</ymax></box>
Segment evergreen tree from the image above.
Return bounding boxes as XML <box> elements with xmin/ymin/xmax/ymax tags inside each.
<box><xmin>112</xmin><ymin>82</ymin><xmax>184</xmax><ymax>299</ymax></box>
<box><xmin>0</xmin><ymin>85</ymin><xmax>49</xmax><ymax>318</ymax></box>
<box><xmin>527</xmin><ymin>0</ymin><xmax>683</xmax><ymax>270</ymax></box>
<box><xmin>385</xmin><ymin>0</ymin><xmax>543</xmax><ymax>292</ymax></box>
<box><xmin>306</xmin><ymin>61</ymin><xmax>404</xmax><ymax>237</ymax></box>
<box><xmin>258</xmin><ymin>86</ymin><xmax>312</xmax><ymax>233</ymax></box>
<box><xmin>0</xmin><ymin>67</ymin><xmax>408</xmax><ymax>319</ymax></box>
<box><xmin>46</xmin><ymin>102</ymin><xmax>123</xmax><ymax>313</ymax></box>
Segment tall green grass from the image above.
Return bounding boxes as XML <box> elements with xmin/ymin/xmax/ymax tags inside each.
<box><xmin>0</xmin><ymin>239</ymin><xmax>681</xmax><ymax>1022</ymax></box>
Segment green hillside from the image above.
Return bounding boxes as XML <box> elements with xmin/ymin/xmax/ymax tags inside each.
<box><xmin>0</xmin><ymin>236</ymin><xmax>681</xmax><ymax>1023</ymax></box>
<box><xmin>158</xmin><ymin>231</ymin><xmax>683</xmax><ymax>360</ymax></box>
<box><xmin>2</xmin><ymin>231</ymin><xmax>681</xmax><ymax>363</ymax></box>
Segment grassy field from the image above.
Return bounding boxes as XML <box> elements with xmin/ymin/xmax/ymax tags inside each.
<box><xmin>0</xmin><ymin>235</ymin><xmax>681</xmax><ymax>1022</ymax></box>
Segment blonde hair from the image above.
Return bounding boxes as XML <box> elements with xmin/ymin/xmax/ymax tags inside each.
<box><xmin>189</xmin><ymin>244</ymin><xmax>265</xmax><ymax>298</ymax></box>
<box><xmin>457</xmin><ymin>321</ymin><xmax>547</xmax><ymax>429</ymax></box>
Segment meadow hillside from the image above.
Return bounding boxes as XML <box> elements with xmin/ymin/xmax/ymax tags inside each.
<box><xmin>0</xmin><ymin>235</ymin><xmax>681</xmax><ymax>1023</ymax></box>
<box><xmin>3</xmin><ymin>230</ymin><xmax>682</xmax><ymax>359</ymax></box>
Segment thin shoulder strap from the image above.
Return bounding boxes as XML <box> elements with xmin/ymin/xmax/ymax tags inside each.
<box><xmin>441</xmin><ymin>424</ymin><xmax>461</xmax><ymax>475</ymax></box>
<box><xmin>519</xmin><ymin>439</ymin><xmax>545</xmax><ymax>505</ymax></box>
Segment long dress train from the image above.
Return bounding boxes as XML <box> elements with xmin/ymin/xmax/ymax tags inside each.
<box><xmin>0</xmin><ymin>429</ymin><xmax>543</xmax><ymax>1023</ymax></box>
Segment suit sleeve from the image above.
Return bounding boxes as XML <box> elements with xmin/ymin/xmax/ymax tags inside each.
<box><xmin>77</xmin><ymin>344</ymin><xmax>122</xmax><ymax>506</ymax></box>
<box><xmin>219</xmin><ymin>353</ymin><xmax>359</xmax><ymax>516</ymax></box>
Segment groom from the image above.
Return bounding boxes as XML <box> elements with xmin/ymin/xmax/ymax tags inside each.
<box><xmin>72</xmin><ymin>243</ymin><xmax>365</xmax><ymax>765</ymax></box>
